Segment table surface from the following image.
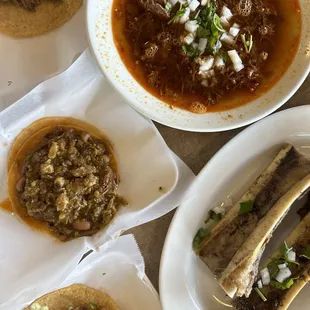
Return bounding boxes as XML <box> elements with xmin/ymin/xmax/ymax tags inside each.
<box><xmin>129</xmin><ymin>74</ymin><xmax>310</xmax><ymax>292</ymax></box>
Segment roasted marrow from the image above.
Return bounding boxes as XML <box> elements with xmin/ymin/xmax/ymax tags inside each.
<box><xmin>233</xmin><ymin>211</ymin><xmax>310</xmax><ymax>310</ymax></box>
<box><xmin>197</xmin><ymin>144</ymin><xmax>310</xmax><ymax>298</ymax></box>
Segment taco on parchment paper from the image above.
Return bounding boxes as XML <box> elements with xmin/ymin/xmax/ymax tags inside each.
<box><xmin>25</xmin><ymin>284</ymin><xmax>120</xmax><ymax>310</ymax></box>
<box><xmin>7</xmin><ymin>117</ymin><xmax>127</xmax><ymax>241</ymax></box>
<box><xmin>0</xmin><ymin>0</ymin><xmax>82</xmax><ymax>37</ymax></box>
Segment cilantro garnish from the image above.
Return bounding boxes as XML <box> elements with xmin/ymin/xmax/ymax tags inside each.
<box><xmin>280</xmin><ymin>241</ymin><xmax>299</xmax><ymax>265</ymax></box>
<box><xmin>196</xmin><ymin>26</ymin><xmax>211</xmax><ymax>38</ymax></box>
<box><xmin>271</xmin><ymin>278</ymin><xmax>295</xmax><ymax>290</ymax></box>
<box><xmin>239</xmin><ymin>200</ymin><xmax>254</xmax><ymax>214</ymax></box>
<box><xmin>300</xmin><ymin>245</ymin><xmax>310</xmax><ymax>259</ymax></box>
<box><xmin>168</xmin><ymin>4</ymin><xmax>186</xmax><ymax>24</ymax></box>
<box><xmin>165</xmin><ymin>1</ymin><xmax>173</xmax><ymax>12</ymax></box>
<box><xmin>182</xmin><ymin>45</ymin><xmax>200</xmax><ymax>59</ymax></box>
<box><xmin>193</xmin><ymin>227</ymin><xmax>211</xmax><ymax>251</ymax></box>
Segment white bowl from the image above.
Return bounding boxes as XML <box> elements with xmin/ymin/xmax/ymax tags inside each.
<box><xmin>86</xmin><ymin>0</ymin><xmax>310</xmax><ymax>132</ymax></box>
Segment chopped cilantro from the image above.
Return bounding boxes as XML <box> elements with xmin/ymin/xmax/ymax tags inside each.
<box><xmin>300</xmin><ymin>245</ymin><xmax>310</xmax><ymax>259</ymax></box>
<box><xmin>267</xmin><ymin>259</ymin><xmax>283</xmax><ymax>279</ymax></box>
<box><xmin>165</xmin><ymin>1</ymin><xmax>173</xmax><ymax>12</ymax></box>
<box><xmin>208</xmin><ymin>210</ymin><xmax>223</xmax><ymax>222</ymax></box>
<box><xmin>193</xmin><ymin>227</ymin><xmax>211</xmax><ymax>251</ymax></box>
<box><xmin>182</xmin><ymin>45</ymin><xmax>200</xmax><ymax>59</ymax></box>
<box><xmin>279</xmin><ymin>241</ymin><xmax>299</xmax><ymax>265</ymax></box>
<box><xmin>168</xmin><ymin>4</ymin><xmax>186</xmax><ymax>24</ymax></box>
<box><xmin>271</xmin><ymin>278</ymin><xmax>295</xmax><ymax>290</ymax></box>
<box><xmin>196</xmin><ymin>26</ymin><xmax>210</xmax><ymax>38</ymax></box>
<box><xmin>239</xmin><ymin>200</ymin><xmax>254</xmax><ymax>214</ymax></box>
<box><xmin>280</xmin><ymin>241</ymin><xmax>292</xmax><ymax>258</ymax></box>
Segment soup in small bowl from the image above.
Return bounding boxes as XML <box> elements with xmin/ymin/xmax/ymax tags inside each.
<box><xmin>87</xmin><ymin>0</ymin><xmax>310</xmax><ymax>132</ymax></box>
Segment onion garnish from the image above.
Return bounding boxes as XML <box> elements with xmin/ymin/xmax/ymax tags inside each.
<box><xmin>189</xmin><ymin>0</ymin><xmax>200</xmax><ymax>11</ymax></box>
<box><xmin>228</xmin><ymin>50</ymin><xmax>244</xmax><ymax>72</ymax></box>
<box><xmin>260</xmin><ymin>267</ymin><xmax>271</xmax><ymax>285</ymax></box>
<box><xmin>222</xmin><ymin>6</ymin><xmax>233</xmax><ymax>21</ymax></box>
<box><xmin>184</xmin><ymin>33</ymin><xmax>195</xmax><ymax>45</ymax></box>
<box><xmin>213</xmin><ymin>295</ymin><xmax>233</xmax><ymax>308</ymax></box>
<box><xmin>254</xmin><ymin>287</ymin><xmax>267</xmax><ymax>302</ymax></box>
<box><xmin>198</xmin><ymin>38</ymin><xmax>208</xmax><ymax>52</ymax></box>
<box><xmin>288</xmin><ymin>250</ymin><xmax>296</xmax><ymax>262</ymax></box>
<box><xmin>220</xmin><ymin>33</ymin><xmax>234</xmax><ymax>45</ymax></box>
<box><xmin>241</xmin><ymin>33</ymin><xmax>253</xmax><ymax>53</ymax></box>
<box><xmin>185</xmin><ymin>20</ymin><xmax>199</xmax><ymax>33</ymax></box>
<box><xmin>276</xmin><ymin>267</ymin><xmax>292</xmax><ymax>283</ymax></box>
<box><xmin>179</xmin><ymin>7</ymin><xmax>191</xmax><ymax>24</ymax></box>
<box><xmin>257</xmin><ymin>280</ymin><xmax>263</xmax><ymax>289</ymax></box>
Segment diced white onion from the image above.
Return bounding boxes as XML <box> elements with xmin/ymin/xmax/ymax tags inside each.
<box><xmin>220</xmin><ymin>33</ymin><xmax>234</xmax><ymax>45</ymax></box>
<box><xmin>260</xmin><ymin>268</ymin><xmax>271</xmax><ymax>286</ymax></box>
<box><xmin>185</xmin><ymin>20</ymin><xmax>199</xmax><ymax>33</ymax></box>
<box><xmin>179</xmin><ymin>7</ymin><xmax>190</xmax><ymax>24</ymax></box>
<box><xmin>228</xmin><ymin>50</ymin><xmax>244</xmax><ymax>72</ymax></box>
<box><xmin>278</xmin><ymin>263</ymin><xmax>287</xmax><ymax>269</ymax></box>
<box><xmin>276</xmin><ymin>268</ymin><xmax>292</xmax><ymax>283</ymax></box>
<box><xmin>213</xmin><ymin>40</ymin><xmax>222</xmax><ymax>51</ymax></box>
<box><xmin>189</xmin><ymin>0</ymin><xmax>200</xmax><ymax>11</ymax></box>
<box><xmin>288</xmin><ymin>251</ymin><xmax>296</xmax><ymax>262</ymax></box>
<box><xmin>192</xmin><ymin>42</ymin><xmax>199</xmax><ymax>49</ymax></box>
<box><xmin>213</xmin><ymin>206</ymin><xmax>226</xmax><ymax>214</ymax></box>
<box><xmin>200</xmin><ymin>0</ymin><xmax>208</xmax><ymax>6</ymax></box>
<box><xmin>234</xmin><ymin>62</ymin><xmax>244</xmax><ymax>72</ymax></box>
<box><xmin>184</xmin><ymin>32</ymin><xmax>195</xmax><ymax>45</ymax></box>
<box><xmin>220</xmin><ymin>16</ymin><xmax>230</xmax><ymax>28</ymax></box>
<box><xmin>170</xmin><ymin>0</ymin><xmax>178</xmax><ymax>5</ymax></box>
<box><xmin>232</xmin><ymin>23</ymin><xmax>240</xmax><ymax>28</ymax></box>
<box><xmin>215</xmin><ymin>56</ymin><xmax>225</xmax><ymax>68</ymax></box>
<box><xmin>228</xmin><ymin>50</ymin><xmax>242</xmax><ymax>64</ymax></box>
<box><xmin>229</xmin><ymin>27</ymin><xmax>240</xmax><ymax>37</ymax></box>
<box><xmin>257</xmin><ymin>280</ymin><xmax>263</xmax><ymax>289</ymax></box>
<box><xmin>222</xmin><ymin>6</ymin><xmax>233</xmax><ymax>21</ymax></box>
<box><xmin>198</xmin><ymin>38</ymin><xmax>208</xmax><ymax>52</ymax></box>
<box><xmin>199</xmin><ymin>57</ymin><xmax>214</xmax><ymax>71</ymax></box>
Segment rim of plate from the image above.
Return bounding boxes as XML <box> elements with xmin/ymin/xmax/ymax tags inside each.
<box><xmin>86</xmin><ymin>0</ymin><xmax>310</xmax><ymax>132</ymax></box>
<box><xmin>159</xmin><ymin>105</ymin><xmax>310</xmax><ymax>309</ymax></box>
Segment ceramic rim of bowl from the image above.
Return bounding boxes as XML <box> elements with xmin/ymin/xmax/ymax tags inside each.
<box><xmin>86</xmin><ymin>0</ymin><xmax>310</xmax><ymax>132</ymax></box>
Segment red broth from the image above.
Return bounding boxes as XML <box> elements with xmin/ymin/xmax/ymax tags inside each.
<box><xmin>112</xmin><ymin>0</ymin><xmax>301</xmax><ymax>113</ymax></box>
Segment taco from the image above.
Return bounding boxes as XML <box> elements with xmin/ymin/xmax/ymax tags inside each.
<box><xmin>0</xmin><ymin>0</ymin><xmax>82</xmax><ymax>37</ymax></box>
<box><xmin>233</xmin><ymin>211</ymin><xmax>310</xmax><ymax>310</ymax></box>
<box><xmin>195</xmin><ymin>144</ymin><xmax>310</xmax><ymax>298</ymax></box>
<box><xmin>25</xmin><ymin>284</ymin><xmax>120</xmax><ymax>310</ymax></box>
<box><xmin>8</xmin><ymin>117</ymin><xmax>127</xmax><ymax>241</ymax></box>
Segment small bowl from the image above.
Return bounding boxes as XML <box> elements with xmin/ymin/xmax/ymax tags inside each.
<box><xmin>86</xmin><ymin>0</ymin><xmax>310</xmax><ymax>132</ymax></box>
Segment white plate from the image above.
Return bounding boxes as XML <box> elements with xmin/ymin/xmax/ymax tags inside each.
<box><xmin>0</xmin><ymin>3</ymin><xmax>88</xmax><ymax>112</ymax></box>
<box><xmin>159</xmin><ymin>105</ymin><xmax>310</xmax><ymax>309</ymax></box>
<box><xmin>87</xmin><ymin>0</ymin><xmax>310</xmax><ymax>132</ymax></box>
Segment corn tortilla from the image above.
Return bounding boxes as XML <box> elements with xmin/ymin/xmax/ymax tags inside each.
<box><xmin>0</xmin><ymin>0</ymin><xmax>82</xmax><ymax>37</ymax></box>
<box><xmin>25</xmin><ymin>284</ymin><xmax>120</xmax><ymax>310</ymax></box>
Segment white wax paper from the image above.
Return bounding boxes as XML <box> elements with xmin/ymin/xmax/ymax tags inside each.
<box><xmin>0</xmin><ymin>49</ymin><xmax>195</xmax><ymax>306</ymax></box>
<box><xmin>4</xmin><ymin>234</ymin><xmax>162</xmax><ymax>310</ymax></box>
<box><xmin>0</xmin><ymin>3</ymin><xmax>88</xmax><ymax>112</ymax></box>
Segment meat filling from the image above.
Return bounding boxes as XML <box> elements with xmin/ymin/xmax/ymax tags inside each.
<box><xmin>18</xmin><ymin>127</ymin><xmax>127</xmax><ymax>241</ymax></box>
